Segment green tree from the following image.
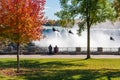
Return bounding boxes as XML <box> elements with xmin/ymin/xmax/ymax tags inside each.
<box><xmin>113</xmin><ymin>0</ymin><xmax>120</xmax><ymax>20</ymax></box>
<box><xmin>55</xmin><ymin>0</ymin><xmax>115</xmax><ymax>59</ymax></box>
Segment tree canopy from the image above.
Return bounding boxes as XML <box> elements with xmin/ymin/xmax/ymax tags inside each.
<box><xmin>0</xmin><ymin>0</ymin><xmax>46</xmax><ymax>43</ymax></box>
<box><xmin>55</xmin><ymin>0</ymin><xmax>116</xmax><ymax>58</ymax></box>
<box><xmin>113</xmin><ymin>0</ymin><xmax>120</xmax><ymax>20</ymax></box>
<box><xmin>56</xmin><ymin>0</ymin><xmax>115</xmax><ymax>33</ymax></box>
<box><xmin>0</xmin><ymin>0</ymin><xmax>46</xmax><ymax>72</ymax></box>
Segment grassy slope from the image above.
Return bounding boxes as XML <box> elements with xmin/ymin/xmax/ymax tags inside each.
<box><xmin>0</xmin><ymin>58</ymin><xmax>120</xmax><ymax>80</ymax></box>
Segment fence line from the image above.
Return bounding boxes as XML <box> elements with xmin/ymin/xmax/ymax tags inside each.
<box><xmin>0</xmin><ymin>46</ymin><xmax>120</xmax><ymax>55</ymax></box>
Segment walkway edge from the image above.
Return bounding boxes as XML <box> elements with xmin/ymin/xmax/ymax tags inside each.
<box><xmin>0</xmin><ymin>55</ymin><xmax>120</xmax><ymax>58</ymax></box>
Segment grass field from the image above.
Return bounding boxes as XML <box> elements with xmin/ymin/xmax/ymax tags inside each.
<box><xmin>0</xmin><ymin>58</ymin><xmax>120</xmax><ymax>80</ymax></box>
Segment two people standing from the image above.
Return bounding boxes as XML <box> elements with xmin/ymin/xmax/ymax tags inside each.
<box><xmin>48</xmin><ymin>45</ymin><xmax>59</xmax><ymax>55</ymax></box>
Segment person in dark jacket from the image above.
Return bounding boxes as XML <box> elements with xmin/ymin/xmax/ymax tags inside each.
<box><xmin>48</xmin><ymin>45</ymin><xmax>52</xmax><ymax>55</ymax></box>
<box><xmin>54</xmin><ymin>45</ymin><xmax>59</xmax><ymax>54</ymax></box>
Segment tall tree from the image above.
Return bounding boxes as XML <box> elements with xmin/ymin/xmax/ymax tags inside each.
<box><xmin>0</xmin><ymin>0</ymin><xmax>46</xmax><ymax>72</ymax></box>
<box><xmin>55</xmin><ymin>0</ymin><xmax>115</xmax><ymax>59</ymax></box>
<box><xmin>113</xmin><ymin>0</ymin><xmax>120</xmax><ymax>20</ymax></box>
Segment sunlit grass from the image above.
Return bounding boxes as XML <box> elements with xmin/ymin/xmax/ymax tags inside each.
<box><xmin>0</xmin><ymin>58</ymin><xmax>120</xmax><ymax>80</ymax></box>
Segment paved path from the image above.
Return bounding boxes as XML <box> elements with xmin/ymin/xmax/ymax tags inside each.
<box><xmin>0</xmin><ymin>55</ymin><xmax>120</xmax><ymax>58</ymax></box>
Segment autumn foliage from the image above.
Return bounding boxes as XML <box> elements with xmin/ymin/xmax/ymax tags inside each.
<box><xmin>0</xmin><ymin>0</ymin><xmax>46</xmax><ymax>43</ymax></box>
<box><xmin>0</xmin><ymin>0</ymin><xmax>46</xmax><ymax>73</ymax></box>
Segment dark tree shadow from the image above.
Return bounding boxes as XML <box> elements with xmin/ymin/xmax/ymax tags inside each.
<box><xmin>0</xmin><ymin>59</ymin><xmax>119</xmax><ymax>80</ymax></box>
<box><xmin>20</xmin><ymin>69</ymin><xmax>120</xmax><ymax>80</ymax></box>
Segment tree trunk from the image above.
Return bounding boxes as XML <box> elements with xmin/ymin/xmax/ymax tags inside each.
<box><xmin>16</xmin><ymin>43</ymin><xmax>20</xmax><ymax>73</ymax></box>
<box><xmin>86</xmin><ymin>0</ymin><xmax>91</xmax><ymax>59</ymax></box>
<box><xmin>87</xmin><ymin>23</ymin><xmax>91</xmax><ymax>59</ymax></box>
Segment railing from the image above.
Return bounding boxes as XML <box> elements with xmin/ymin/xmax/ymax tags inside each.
<box><xmin>0</xmin><ymin>47</ymin><xmax>120</xmax><ymax>55</ymax></box>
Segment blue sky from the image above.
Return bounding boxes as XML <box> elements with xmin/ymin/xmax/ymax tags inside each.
<box><xmin>45</xmin><ymin>0</ymin><xmax>61</xmax><ymax>20</ymax></box>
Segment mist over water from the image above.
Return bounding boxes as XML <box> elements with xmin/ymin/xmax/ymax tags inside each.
<box><xmin>34</xmin><ymin>21</ymin><xmax>120</xmax><ymax>47</ymax></box>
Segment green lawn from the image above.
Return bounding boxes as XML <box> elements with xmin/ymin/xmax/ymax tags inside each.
<box><xmin>0</xmin><ymin>58</ymin><xmax>120</xmax><ymax>80</ymax></box>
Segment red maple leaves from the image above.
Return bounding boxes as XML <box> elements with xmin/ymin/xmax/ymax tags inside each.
<box><xmin>0</xmin><ymin>0</ymin><xmax>46</xmax><ymax>43</ymax></box>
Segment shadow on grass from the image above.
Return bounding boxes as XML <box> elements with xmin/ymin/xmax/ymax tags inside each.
<box><xmin>21</xmin><ymin>69</ymin><xmax>120</xmax><ymax>80</ymax></box>
<box><xmin>0</xmin><ymin>59</ymin><xmax>86</xmax><ymax>69</ymax></box>
<box><xmin>0</xmin><ymin>59</ymin><xmax>119</xmax><ymax>80</ymax></box>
